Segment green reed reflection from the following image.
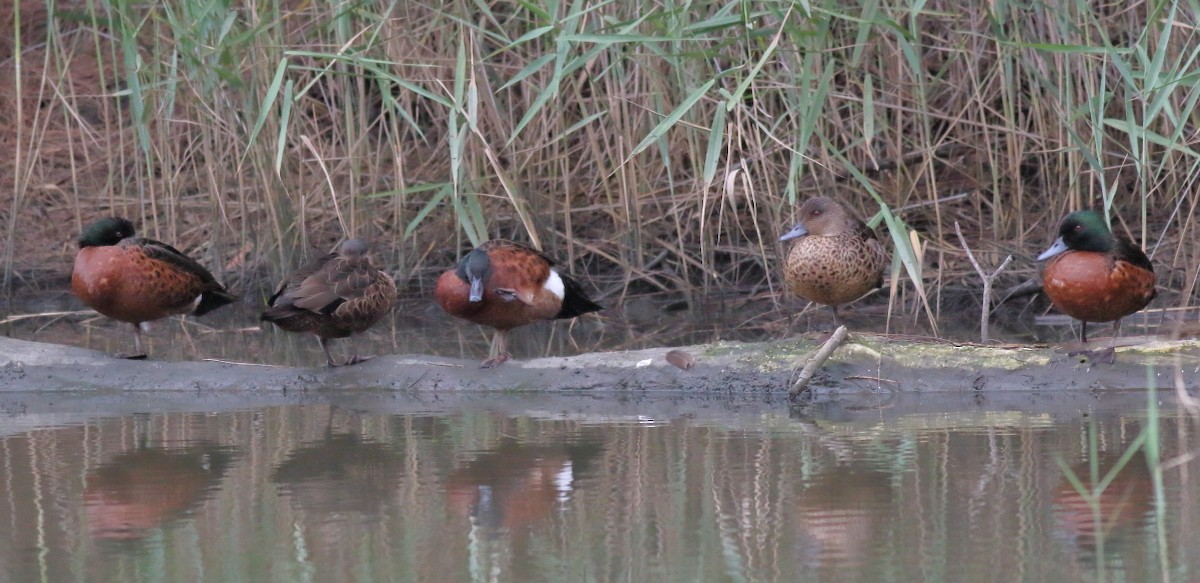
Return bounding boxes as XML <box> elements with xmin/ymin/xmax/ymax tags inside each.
<box><xmin>0</xmin><ymin>398</ymin><xmax>1197</xmax><ymax>582</ymax></box>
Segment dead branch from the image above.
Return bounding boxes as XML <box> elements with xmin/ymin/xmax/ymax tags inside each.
<box><xmin>789</xmin><ymin>325</ymin><xmax>850</xmax><ymax>399</ymax></box>
<box><xmin>954</xmin><ymin>221</ymin><xmax>1014</xmax><ymax>343</ymax></box>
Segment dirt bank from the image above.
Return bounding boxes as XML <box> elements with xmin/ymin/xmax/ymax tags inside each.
<box><xmin>3</xmin><ymin>333</ymin><xmax>1197</xmax><ymax>396</ymax></box>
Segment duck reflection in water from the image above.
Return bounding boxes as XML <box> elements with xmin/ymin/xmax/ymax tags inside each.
<box><xmin>271</xmin><ymin>431</ymin><xmax>404</xmax><ymax>517</ymax></box>
<box><xmin>1053</xmin><ymin>450</ymin><xmax>1153</xmax><ymax>569</ymax></box>
<box><xmin>781</xmin><ymin>465</ymin><xmax>895</xmax><ymax>573</ymax></box>
<box><xmin>84</xmin><ymin>443</ymin><xmax>238</xmax><ymax>541</ymax></box>
<box><xmin>446</xmin><ymin>436</ymin><xmax>604</xmax><ymax>551</ymax></box>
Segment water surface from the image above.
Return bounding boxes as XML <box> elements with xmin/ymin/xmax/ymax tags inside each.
<box><xmin>1</xmin><ymin>393</ymin><xmax>1195</xmax><ymax>582</ymax></box>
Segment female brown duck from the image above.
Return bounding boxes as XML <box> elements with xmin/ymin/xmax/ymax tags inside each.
<box><xmin>261</xmin><ymin>239</ymin><xmax>397</xmax><ymax>367</ymax></box>
<box><xmin>780</xmin><ymin>197</ymin><xmax>888</xmax><ymax>325</ymax></box>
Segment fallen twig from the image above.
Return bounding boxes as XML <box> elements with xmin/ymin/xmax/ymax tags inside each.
<box><xmin>0</xmin><ymin>310</ymin><xmax>95</xmax><ymax>325</ymax></box>
<box><xmin>843</xmin><ymin>375</ymin><xmax>900</xmax><ymax>384</ymax></box>
<box><xmin>789</xmin><ymin>325</ymin><xmax>849</xmax><ymax>399</ymax></box>
<box><xmin>200</xmin><ymin>359</ymin><xmax>286</xmax><ymax>368</ymax></box>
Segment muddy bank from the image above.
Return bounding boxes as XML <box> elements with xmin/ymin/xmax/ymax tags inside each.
<box><xmin>2</xmin><ymin>333</ymin><xmax>1197</xmax><ymax>396</ymax></box>
<box><xmin>2</xmin><ymin>333</ymin><xmax>1197</xmax><ymax>435</ymax></box>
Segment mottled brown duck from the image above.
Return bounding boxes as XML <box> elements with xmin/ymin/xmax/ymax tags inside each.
<box><xmin>261</xmin><ymin>239</ymin><xmax>397</xmax><ymax>367</ymax></box>
<box><xmin>779</xmin><ymin>197</ymin><xmax>888</xmax><ymax>326</ymax></box>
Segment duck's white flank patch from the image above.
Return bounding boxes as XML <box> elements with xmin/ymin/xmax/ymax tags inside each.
<box><xmin>556</xmin><ymin>461</ymin><xmax>574</xmax><ymax>501</ymax></box>
<box><xmin>544</xmin><ymin>270</ymin><xmax>565</xmax><ymax>299</ymax></box>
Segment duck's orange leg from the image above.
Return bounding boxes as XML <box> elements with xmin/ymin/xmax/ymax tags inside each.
<box><xmin>482</xmin><ymin>329</ymin><xmax>512</xmax><ymax>368</ymax></box>
<box><xmin>318</xmin><ymin>337</ymin><xmax>338</xmax><ymax>367</ymax></box>
<box><xmin>343</xmin><ymin>337</ymin><xmax>373</xmax><ymax>366</ymax></box>
<box><xmin>830</xmin><ymin>305</ymin><xmax>846</xmax><ymax>327</ymax></box>
<box><xmin>317</xmin><ymin>336</ymin><xmax>374</xmax><ymax>367</ymax></box>
<box><xmin>1093</xmin><ymin>319</ymin><xmax>1123</xmax><ymax>364</ymax></box>
<box><xmin>118</xmin><ymin>323</ymin><xmax>148</xmax><ymax>360</ymax></box>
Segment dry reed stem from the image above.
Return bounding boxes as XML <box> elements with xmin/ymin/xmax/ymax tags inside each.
<box><xmin>0</xmin><ymin>0</ymin><xmax>1195</xmax><ymax>336</ymax></box>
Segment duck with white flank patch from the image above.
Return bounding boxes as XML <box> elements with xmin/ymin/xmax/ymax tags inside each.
<box><xmin>435</xmin><ymin>240</ymin><xmax>602</xmax><ymax>367</ymax></box>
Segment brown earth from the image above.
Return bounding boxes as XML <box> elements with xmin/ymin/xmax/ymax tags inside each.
<box><xmin>3</xmin><ymin>332</ymin><xmax>1197</xmax><ymax>396</ymax></box>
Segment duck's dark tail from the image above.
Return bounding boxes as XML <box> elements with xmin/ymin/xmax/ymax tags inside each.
<box><xmin>555</xmin><ymin>274</ymin><xmax>602</xmax><ymax>319</ymax></box>
<box><xmin>258</xmin><ymin>306</ymin><xmax>299</xmax><ymax>327</ymax></box>
<box><xmin>194</xmin><ymin>289</ymin><xmax>238</xmax><ymax>316</ymax></box>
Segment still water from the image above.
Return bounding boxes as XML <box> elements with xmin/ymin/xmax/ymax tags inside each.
<box><xmin>1</xmin><ymin>393</ymin><xmax>1195</xmax><ymax>582</ymax></box>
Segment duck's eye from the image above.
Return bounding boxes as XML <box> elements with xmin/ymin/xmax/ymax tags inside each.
<box><xmin>1073</xmin><ymin>224</ymin><xmax>1083</xmax><ymax>232</ymax></box>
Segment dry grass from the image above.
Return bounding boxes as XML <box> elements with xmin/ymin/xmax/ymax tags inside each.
<box><xmin>2</xmin><ymin>0</ymin><xmax>1198</xmax><ymax>331</ymax></box>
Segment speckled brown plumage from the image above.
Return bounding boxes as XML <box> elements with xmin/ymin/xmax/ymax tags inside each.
<box><xmin>1038</xmin><ymin>210</ymin><xmax>1155</xmax><ymax>345</ymax></box>
<box><xmin>780</xmin><ymin>197</ymin><xmax>887</xmax><ymax>325</ymax></box>
<box><xmin>435</xmin><ymin>239</ymin><xmax>601</xmax><ymax>367</ymax></box>
<box><xmin>71</xmin><ymin>217</ymin><xmax>237</xmax><ymax>358</ymax></box>
<box><xmin>261</xmin><ymin>239</ymin><xmax>397</xmax><ymax>367</ymax></box>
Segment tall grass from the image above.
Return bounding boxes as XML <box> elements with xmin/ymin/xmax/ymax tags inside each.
<box><xmin>2</xmin><ymin>0</ymin><xmax>1198</xmax><ymax>329</ymax></box>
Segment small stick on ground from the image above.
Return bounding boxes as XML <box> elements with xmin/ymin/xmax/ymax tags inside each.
<box><xmin>201</xmin><ymin>359</ymin><xmax>286</xmax><ymax>368</ymax></box>
<box><xmin>789</xmin><ymin>325</ymin><xmax>849</xmax><ymax>400</ymax></box>
<box><xmin>0</xmin><ymin>310</ymin><xmax>96</xmax><ymax>325</ymax></box>
<box><xmin>954</xmin><ymin>221</ymin><xmax>1014</xmax><ymax>343</ymax></box>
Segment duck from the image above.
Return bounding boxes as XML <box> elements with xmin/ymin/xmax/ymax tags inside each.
<box><xmin>71</xmin><ymin>216</ymin><xmax>237</xmax><ymax>359</ymax></box>
<box><xmin>435</xmin><ymin>239</ymin><xmax>602</xmax><ymax>367</ymax></box>
<box><xmin>1037</xmin><ymin>210</ymin><xmax>1156</xmax><ymax>345</ymax></box>
<box><xmin>779</xmin><ymin>197</ymin><xmax>888</xmax><ymax>325</ymax></box>
<box><xmin>260</xmin><ymin>239</ymin><xmax>397</xmax><ymax>367</ymax></box>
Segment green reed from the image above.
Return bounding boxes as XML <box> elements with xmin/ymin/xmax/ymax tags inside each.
<box><xmin>3</xmin><ymin>0</ymin><xmax>1198</xmax><ymax>329</ymax></box>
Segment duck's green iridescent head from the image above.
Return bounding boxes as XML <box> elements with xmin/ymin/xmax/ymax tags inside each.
<box><xmin>1037</xmin><ymin>210</ymin><xmax>1113</xmax><ymax>260</ymax></box>
<box><xmin>78</xmin><ymin>217</ymin><xmax>136</xmax><ymax>248</ymax></box>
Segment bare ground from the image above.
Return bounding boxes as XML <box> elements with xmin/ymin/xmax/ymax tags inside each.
<box><xmin>2</xmin><ymin>333</ymin><xmax>1197</xmax><ymax>438</ymax></box>
<box><xmin>2</xmin><ymin>333</ymin><xmax>1197</xmax><ymax>396</ymax></box>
